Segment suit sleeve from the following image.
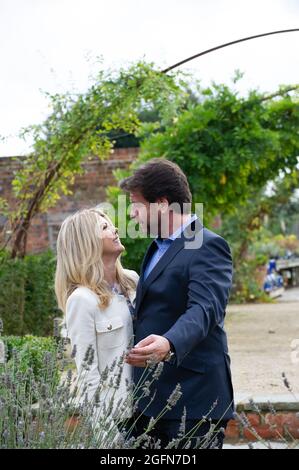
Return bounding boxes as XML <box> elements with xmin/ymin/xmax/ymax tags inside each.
<box><xmin>66</xmin><ymin>293</ymin><xmax>101</xmax><ymax>402</ymax></box>
<box><xmin>163</xmin><ymin>235</ymin><xmax>233</xmax><ymax>366</ymax></box>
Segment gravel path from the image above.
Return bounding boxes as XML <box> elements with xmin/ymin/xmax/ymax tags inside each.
<box><xmin>225</xmin><ymin>290</ymin><xmax>299</xmax><ymax>397</ymax></box>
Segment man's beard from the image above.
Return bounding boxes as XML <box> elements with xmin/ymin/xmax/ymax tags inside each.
<box><xmin>145</xmin><ymin>220</ymin><xmax>164</xmax><ymax>238</ymax></box>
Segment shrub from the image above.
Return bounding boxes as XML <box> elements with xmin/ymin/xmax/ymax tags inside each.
<box><xmin>0</xmin><ymin>339</ymin><xmax>200</xmax><ymax>449</ymax></box>
<box><xmin>2</xmin><ymin>335</ymin><xmax>58</xmax><ymax>385</ymax></box>
<box><xmin>0</xmin><ymin>250</ymin><xmax>59</xmax><ymax>336</ymax></box>
<box><xmin>230</xmin><ymin>259</ymin><xmax>271</xmax><ymax>304</ymax></box>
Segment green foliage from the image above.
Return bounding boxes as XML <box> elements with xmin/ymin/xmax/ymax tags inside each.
<box><xmin>2</xmin><ymin>63</ymin><xmax>298</xmax><ymax>300</ymax></box>
<box><xmin>121</xmin><ymin>238</ymin><xmax>150</xmax><ymax>273</ymax></box>
<box><xmin>224</xmin><ymin>218</ymin><xmax>299</xmax><ymax>303</ymax></box>
<box><xmin>0</xmin><ymin>250</ymin><xmax>58</xmax><ymax>336</ymax></box>
<box><xmin>0</xmin><ymin>339</ymin><xmax>195</xmax><ymax>449</ymax></box>
<box><xmin>110</xmin><ymin>80</ymin><xmax>299</xmax><ymax>276</ymax></box>
<box><xmin>137</xmin><ymin>83</ymin><xmax>299</xmax><ymax>221</ymax></box>
<box><xmin>250</xmin><ymin>232</ymin><xmax>299</xmax><ymax>259</ymax></box>
<box><xmin>4</xmin><ymin>61</ymin><xmax>187</xmax><ymax>257</ymax></box>
<box><xmin>220</xmin><ymin>169</ymin><xmax>299</xmax><ymax>248</ymax></box>
<box><xmin>2</xmin><ymin>335</ymin><xmax>58</xmax><ymax>385</ymax></box>
<box><xmin>263</xmin><ymin>169</ymin><xmax>299</xmax><ymax>236</ymax></box>
<box><xmin>230</xmin><ymin>258</ymin><xmax>271</xmax><ymax>304</ymax></box>
<box><xmin>9</xmin><ymin>62</ymin><xmax>186</xmax><ymax>219</ymax></box>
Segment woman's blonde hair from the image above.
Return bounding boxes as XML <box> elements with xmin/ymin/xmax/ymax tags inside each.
<box><xmin>55</xmin><ymin>207</ymin><xmax>137</xmax><ymax>313</ymax></box>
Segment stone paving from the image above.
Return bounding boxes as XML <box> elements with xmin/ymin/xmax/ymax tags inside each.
<box><xmin>226</xmin><ymin>290</ymin><xmax>299</xmax><ymax>397</ymax></box>
<box><xmin>224</xmin><ymin>291</ymin><xmax>299</xmax><ymax>448</ymax></box>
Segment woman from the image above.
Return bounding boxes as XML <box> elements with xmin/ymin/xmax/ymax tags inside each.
<box><xmin>55</xmin><ymin>207</ymin><xmax>139</xmax><ymax>435</ymax></box>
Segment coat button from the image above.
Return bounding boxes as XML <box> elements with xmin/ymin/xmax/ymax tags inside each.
<box><xmin>107</xmin><ymin>324</ymin><xmax>112</xmax><ymax>330</ymax></box>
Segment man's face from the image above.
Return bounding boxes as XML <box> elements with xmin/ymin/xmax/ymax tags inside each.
<box><xmin>129</xmin><ymin>191</ymin><xmax>160</xmax><ymax>236</ymax></box>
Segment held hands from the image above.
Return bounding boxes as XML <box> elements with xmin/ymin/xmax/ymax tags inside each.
<box><xmin>125</xmin><ymin>335</ymin><xmax>170</xmax><ymax>368</ymax></box>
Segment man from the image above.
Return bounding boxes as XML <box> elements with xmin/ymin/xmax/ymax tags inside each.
<box><xmin>120</xmin><ymin>158</ymin><xmax>234</xmax><ymax>449</ymax></box>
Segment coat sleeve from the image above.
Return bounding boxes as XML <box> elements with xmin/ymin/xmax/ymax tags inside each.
<box><xmin>66</xmin><ymin>292</ymin><xmax>101</xmax><ymax>402</ymax></box>
<box><xmin>163</xmin><ymin>235</ymin><xmax>233</xmax><ymax>366</ymax></box>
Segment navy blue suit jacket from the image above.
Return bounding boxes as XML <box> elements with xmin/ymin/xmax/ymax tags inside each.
<box><xmin>133</xmin><ymin>218</ymin><xmax>234</xmax><ymax>420</ymax></box>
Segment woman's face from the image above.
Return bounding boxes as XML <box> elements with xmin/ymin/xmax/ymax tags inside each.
<box><xmin>98</xmin><ymin>215</ymin><xmax>125</xmax><ymax>256</ymax></box>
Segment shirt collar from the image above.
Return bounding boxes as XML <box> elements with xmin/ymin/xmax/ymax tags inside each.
<box><xmin>155</xmin><ymin>213</ymin><xmax>198</xmax><ymax>247</ymax></box>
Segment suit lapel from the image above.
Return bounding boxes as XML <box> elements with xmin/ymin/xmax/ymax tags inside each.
<box><xmin>134</xmin><ymin>240</ymin><xmax>157</xmax><ymax>312</ymax></box>
<box><xmin>134</xmin><ymin>237</ymin><xmax>185</xmax><ymax>314</ymax></box>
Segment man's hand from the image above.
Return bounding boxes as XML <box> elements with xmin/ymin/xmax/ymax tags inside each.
<box><xmin>125</xmin><ymin>335</ymin><xmax>170</xmax><ymax>368</ymax></box>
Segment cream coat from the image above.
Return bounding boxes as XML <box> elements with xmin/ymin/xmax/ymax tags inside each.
<box><xmin>65</xmin><ymin>269</ymin><xmax>139</xmax><ymax>421</ymax></box>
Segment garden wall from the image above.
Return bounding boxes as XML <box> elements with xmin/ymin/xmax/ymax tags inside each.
<box><xmin>0</xmin><ymin>148</ymin><xmax>138</xmax><ymax>252</ymax></box>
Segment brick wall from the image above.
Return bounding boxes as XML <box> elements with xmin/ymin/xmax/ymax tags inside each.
<box><xmin>0</xmin><ymin>148</ymin><xmax>139</xmax><ymax>253</ymax></box>
<box><xmin>226</xmin><ymin>404</ymin><xmax>299</xmax><ymax>442</ymax></box>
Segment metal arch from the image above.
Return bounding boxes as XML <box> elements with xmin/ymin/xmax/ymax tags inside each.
<box><xmin>161</xmin><ymin>29</ymin><xmax>299</xmax><ymax>73</ymax></box>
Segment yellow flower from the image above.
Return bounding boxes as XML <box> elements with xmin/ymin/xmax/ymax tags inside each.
<box><xmin>220</xmin><ymin>174</ymin><xmax>227</xmax><ymax>185</ymax></box>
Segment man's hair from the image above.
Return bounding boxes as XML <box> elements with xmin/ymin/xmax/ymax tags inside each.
<box><xmin>119</xmin><ymin>158</ymin><xmax>192</xmax><ymax>210</ymax></box>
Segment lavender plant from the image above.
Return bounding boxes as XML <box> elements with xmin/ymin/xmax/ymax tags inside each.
<box><xmin>0</xmin><ymin>332</ymin><xmax>224</xmax><ymax>449</ymax></box>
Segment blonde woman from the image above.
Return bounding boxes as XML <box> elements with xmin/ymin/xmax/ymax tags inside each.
<box><xmin>55</xmin><ymin>208</ymin><xmax>139</xmax><ymax>434</ymax></box>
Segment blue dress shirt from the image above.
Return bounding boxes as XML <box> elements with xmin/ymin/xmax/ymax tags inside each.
<box><xmin>143</xmin><ymin>214</ymin><xmax>197</xmax><ymax>281</ymax></box>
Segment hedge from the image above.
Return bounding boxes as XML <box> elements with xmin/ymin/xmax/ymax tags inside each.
<box><xmin>0</xmin><ymin>250</ymin><xmax>60</xmax><ymax>336</ymax></box>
